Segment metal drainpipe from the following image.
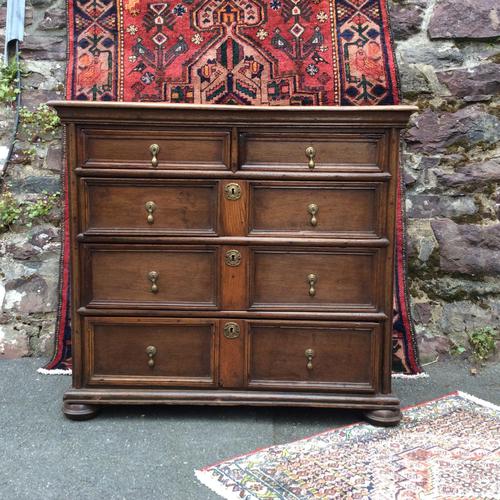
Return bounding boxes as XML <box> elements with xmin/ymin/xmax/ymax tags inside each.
<box><xmin>1</xmin><ymin>0</ymin><xmax>26</xmax><ymax>182</ymax></box>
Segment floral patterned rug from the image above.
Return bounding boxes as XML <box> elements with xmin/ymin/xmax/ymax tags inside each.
<box><xmin>196</xmin><ymin>392</ymin><xmax>500</xmax><ymax>499</ymax></box>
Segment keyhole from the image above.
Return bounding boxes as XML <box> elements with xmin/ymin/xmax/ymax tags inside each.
<box><xmin>231</xmin><ymin>187</ymin><xmax>236</xmax><ymax>195</ymax></box>
<box><xmin>231</xmin><ymin>254</ymin><xmax>236</xmax><ymax>263</ymax></box>
<box><xmin>229</xmin><ymin>326</ymin><xmax>235</xmax><ymax>334</ymax></box>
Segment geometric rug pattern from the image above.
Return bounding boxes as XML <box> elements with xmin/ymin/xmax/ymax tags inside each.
<box><xmin>196</xmin><ymin>392</ymin><xmax>500</xmax><ymax>499</ymax></box>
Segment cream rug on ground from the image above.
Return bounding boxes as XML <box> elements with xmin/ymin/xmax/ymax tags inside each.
<box><xmin>196</xmin><ymin>392</ymin><xmax>500</xmax><ymax>499</ymax></box>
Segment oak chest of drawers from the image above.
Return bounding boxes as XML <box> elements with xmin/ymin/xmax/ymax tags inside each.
<box><xmin>51</xmin><ymin>101</ymin><xmax>415</xmax><ymax>425</ymax></box>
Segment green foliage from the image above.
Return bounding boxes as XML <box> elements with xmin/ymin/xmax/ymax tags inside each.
<box><xmin>468</xmin><ymin>327</ymin><xmax>498</xmax><ymax>363</ymax></box>
<box><xmin>24</xmin><ymin>191</ymin><xmax>60</xmax><ymax>227</ymax></box>
<box><xmin>450</xmin><ymin>342</ymin><xmax>466</xmax><ymax>356</ymax></box>
<box><xmin>451</xmin><ymin>326</ymin><xmax>498</xmax><ymax>365</ymax></box>
<box><xmin>0</xmin><ymin>190</ymin><xmax>60</xmax><ymax>232</ymax></box>
<box><xmin>0</xmin><ymin>191</ymin><xmax>22</xmax><ymax>232</ymax></box>
<box><xmin>19</xmin><ymin>104</ymin><xmax>61</xmax><ymax>141</ymax></box>
<box><xmin>0</xmin><ymin>59</ymin><xmax>22</xmax><ymax>103</ymax></box>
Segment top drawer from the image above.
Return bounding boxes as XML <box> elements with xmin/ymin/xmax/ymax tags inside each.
<box><xmin>78</xmin><ymin>127</ymin><xmax>231</xmax><ymax>170</ymax></box>
<box><xmin>239</xmin><ymin>129</ymin><xmax>386</xmax><ymax>173</ymax></box>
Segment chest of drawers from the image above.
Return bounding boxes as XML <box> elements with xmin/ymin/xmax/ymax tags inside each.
<box><xmin>51</xmin><ymin>102</ymin><xmax>415</xmax><ymax>425</ymax></box>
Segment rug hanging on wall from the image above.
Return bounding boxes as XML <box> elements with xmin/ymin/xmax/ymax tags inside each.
<box><xmin>41</xmin><ymin>0</ymin><xmax>421</xmax><ymax>374</ymax></box>
<box><xmin>196</xmin><ymin>392</ymin><xmax>500</xmax><ymax>499</ymax></box>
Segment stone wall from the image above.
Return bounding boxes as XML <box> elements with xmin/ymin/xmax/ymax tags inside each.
<box><xmin>0</xmin><ymin>0</ymin><xmax>66</xmax><ymax>357</ymax></box>
<box><xmin>0</xmin><ymin>0</ymin><xmax>498</xmax><ymax>361</ymax></box>
<box><xmin>390</xmin><ymin>0</ymin><xmax>500</xmax><ymax>362</ymax></box>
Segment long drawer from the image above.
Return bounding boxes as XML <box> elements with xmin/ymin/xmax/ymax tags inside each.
<box><xmin>80</xmin><ymin>178</ymin><xmax>219</xmax><ymax>236</ymax></box>
<box><xmin>82</xmin><ymin>317</ymin><xmax>380</xmax><ymax>392</ymax></box>
<box><xmin>84</xmin><ymin>317</ymin><xmax>217</xmax><ymax>387</ymax></box>
<box><xmin>81</xmin><ymin>244</ymin><xmax>219</xmax><ymax>309</ymax></box>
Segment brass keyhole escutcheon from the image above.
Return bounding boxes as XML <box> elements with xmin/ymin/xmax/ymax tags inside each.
<box><xmin>308</xmin><ymin>203</ymin><xmax>319</xmax><ymax>226</ymax></box>
<box><xmin>148</xmin><ymin>271</ymin><xmax>159</xmax><ymax>293</ymax></box>
<box><xmin>305</xmin><ymin>348</ymin><xmax>315</xmax><ymax>370</ymax></box>
<box><xmin>146</xmin><ymin>345</ymin><xmax>157</xmax><ymax>368</ymax></box>
<box><xmin>308</xmin><ymin>273</ymin><xmax>317</xmax><ymax>297</ymax></box>
<box><xmin>305</xmin><ymin>146</ymin><xmax>316</xmax><ymax>169</ymax></box>
<box><xmin>145</xmin><ymin>201</ymin><xmax>156</xmax><ymax>224</ymax></box>
<box><xmin>223</xmin><ymin>322</ymin><xmax>240</xmax><ymax>339</ymax></box>
<box><xmin>225</xmin><ymin>249</ymin><xmax>241</xmax><ymax>267</ymax></box>
<box><xmin>224</xmin><ymin>183</ymin><xmax>242</xmax><ymax>201</ymax></box>
<box><xmin>149</xmin><ymin>143</ymin><xmax>160</xmax><ymax>167</ymax></box>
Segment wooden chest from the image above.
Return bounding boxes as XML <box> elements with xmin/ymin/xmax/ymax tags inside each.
<box><xmin>50</xmin><ymin>102</ymin><xmax>415</xmax><ymax>425</ymax></box>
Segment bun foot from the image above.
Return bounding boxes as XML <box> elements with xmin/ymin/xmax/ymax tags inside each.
<box><xmin>364</xmin><ymin>408</ymin><xmax>401</xmax><ymax>427</ymax></box>
<box><xmin>63</xmin><ymin>402</ymin><xmax>100</xmax><ymax>421</ymax></box>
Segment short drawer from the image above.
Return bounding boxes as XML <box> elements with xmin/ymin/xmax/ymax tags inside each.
<box><xmin>81</xmin><ymin>245</ymin><xmax>219</xmax><ymax>309</ymax></box>
<box><xmin>78</xmin><ymin>127</ymin><xmax>230</xmax><ymax>170</ymax></box>
<box><xmin>250</xmin><ymin>248</ymin><xmax>381</xmax><ymax>312</ymax></box>
<box><xmin>85</xmin><ymin>317</ymin><xmax>217</xmax><ymax>387</ymax></box>
<box><xmin>249</xmin><ymin>181</ymin><xmax>384</xmax><ymax>238</ymax></box>
<box><xmin>247</xmin><ymin>321</ymin><xmax>381</xmax><ymax>392</ymax></box>
<box><xmin>239</xmin><ymin>130</ymin><xmax>386</xmax><ymax>172</ymax></box>
<box><xmin>80</xmin><ymin>178</ymin><xmax>218</xmax><ymax>236</ymax></box>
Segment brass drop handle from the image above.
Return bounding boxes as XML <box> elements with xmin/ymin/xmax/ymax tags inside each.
<box><xmin>307</xmin><ymin>273</ymin><xmax>317</xmax><ymax>297</ymax></box>
<box><xmin>149</xmin><ymin>143</ymin><xmax>160</xmax><ymax>167</ymax></box>
<box><xmin>146</xmin><ymin>345</ymin><xmax>157</xmax><ymax>368</ymax></box>
<box><xmin>305</xmin><ymin>146</ymin><xmax>316</xmax><ymax>169</ymax></box>
<box><xmin>305</xmin><ymin>348</ymin><xmax>314</xmax><ymax>370</ymax></box>
<box><xmin>307</xmin><ymin>203</ymin><xmax>318</xmax><ymax>226</ymax></box>
<box><xmin>145</xmin><ymin>201</ymin><xmax>156</xmax><ymax>224</ymax></box>
<box><xmin>148</xmin><ymin>271</ymin><xmax>159</xmax><ymax>293</ymax></box>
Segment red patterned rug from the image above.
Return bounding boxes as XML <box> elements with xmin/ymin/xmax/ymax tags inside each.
<box><xmin>196</xmin><ymin>392</ymin><xmax>500</xmax><ymax>499</ymax></box>
<box><xmin>42</xmin><ymin>0</ymin><xmax>421</xmax><ymax>374</ymax></box>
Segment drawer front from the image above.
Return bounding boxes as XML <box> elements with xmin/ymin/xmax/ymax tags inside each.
<box><xmin>81</xmin><ymin>179</ymin><xmax>218</xmax><ymax>236</ymax></box>
<box><xmin>239</xmin><ymin>130</ymin><xmax>385</xmax><ymax>172</ymax></box>
<box><xmin>250</xmin><ymin>248</ymin><xmax>380</xmax><ymax>312</ymax></box>
<box><xmin>78</xmin><ymin>128</ymin><xmax>230</xmax><ymax>170</ymax></box>
<box><xmin>249</xmin><ymin>182</ymin><xmax>383</xmax><ymax>238</ymax></box>
<box><xmin>85</xmin><ymin>317</ymin><xmax>217</xmax><ymax>387</ymax></box>
<box><xmin>247</xmin><ymin>321</ymin><xmax>380</xmax><ymax>391</ymax></box>
<box><xmin>82</xmin><ymin>245</ymin><xmax>219</xmax><ymax>309</ymax></box>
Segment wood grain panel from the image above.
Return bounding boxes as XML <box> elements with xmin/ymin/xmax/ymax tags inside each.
<box><xmin>249</xmin><ymin>181</ymin><xmax>383</xmax><ymax>238</ymax></box>
<box><xmin>81</xmin><ymin>178</ymin><xmax>218</xmax><ymax>235</ymax></box>
<box><xmin>218</xmin><ymin>319</ymin><xmax>246</xmax><ymax>388</ymax></box>
<box><xmin>250</xmin><ymin>248</ymin><xmax>380</xmax><ymax>311</ymax></box>
<box><xmin>82</xmin><ymin>245</ymin><xmax>219</xmax><ymax>309</ymax></box>
<box><xmin>240</xmin><ymin>130</ymin><xmax>386</xmax><ymax>172</ymax></box>
<box><xmin>221</xmin><ymin>246</ymin><xmax>248</xmax><ymax>310</ymax></box>
<box><xmin>220</xmin><ymin>180</ymin><xmax>248</xmax><ymax>236</ymax></box>
<box><xmin>247</xmin><ymin>321</ymin><xmax>380</xmax><ymax>392</ymax></box>
<box><xmin>85</xmin><ymin>317</ymin><xmax>217</xmax><ymax>387</ymax></box>
<box><xmin>79</xmin><ymin>128</ymin><xmax>230</xmax><ymax>170</ymax></box>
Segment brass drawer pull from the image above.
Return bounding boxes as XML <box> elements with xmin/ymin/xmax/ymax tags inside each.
<box><xmin>149</xmin><ymin>143</ymin><xmax>160</xmax><ymax>167</ymax></box>
<box><xmin>148</xmin><ymin>271</ymin><xmax>159</xmax><ymax>293</ymax></box>
<box><xmin>307</xmin><ymin>273</ymin><xmax>317</xmax><ymax>297</ymax></box>
<box><xmin>305</xmin><ymin>348</ymin><xmax>314</xmax><ymax>370</ymax></box>
<box><xmin>145</xmin><ymin>201</ymin><xmax>156</xmax><ymax>224</ymax></box>
<box><xmin>305</xmin><ymin>146</ymin><xmax>316</xmax><ymax>169</ymax></box>
<box><xmin>146</xmin><ymin>345</ymin><xmax>157</xmax><ymax>368</ymax></box>
<box><xmin>307</xmin><ymin>203</ymin><xmax>318</xmax><ymax>226</ymax></box>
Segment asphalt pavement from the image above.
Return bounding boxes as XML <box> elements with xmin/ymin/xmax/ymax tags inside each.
<box><xmin>1</xmin><ymin>358</ymin><xmax>498</xmax><ymax>500</ymax></box>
